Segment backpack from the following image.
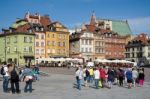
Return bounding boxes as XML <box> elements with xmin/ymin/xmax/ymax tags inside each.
<box><xmin>11</xmin><ymin>68</ymin><xmax>19</xmax><ymax>80</ymax></box>
<box><xmin>0</xmin><ymin>66</ymin><xmax>6</xmax><ymax>75</ymax></box>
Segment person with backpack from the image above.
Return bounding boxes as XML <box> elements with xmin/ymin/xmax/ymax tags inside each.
<box><xmin>9</xmin><ymin>64</ymin><xmax>20</xmax><ymax>94</ymax></box>
<box><xmin>1</xmin><ymin>62</ymin><xmax>10</xmax><ymax>93</ymax></box>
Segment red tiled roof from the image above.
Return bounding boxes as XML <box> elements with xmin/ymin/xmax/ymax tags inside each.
<box><xmin>133</xmin><ymin>33</ymin><xmax>149</xmax><ymax>44</ymax></box>
<box><xmin>40</xmin><ymin>16</ymin><xmax>51</xmax><ymax>29</ymax></box>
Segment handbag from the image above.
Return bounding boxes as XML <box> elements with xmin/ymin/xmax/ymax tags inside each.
<box><xmin>99</xmin><ymin>80</ymin><xmax>102</xmax><ymax>87</ymax></box>
<box><xmin>23</xmin><ymin>76</ymin><xmax>30</xmax><ymax>82</ymax></box>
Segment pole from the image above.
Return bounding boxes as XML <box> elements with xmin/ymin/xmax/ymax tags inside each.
<box><xmin>18</xmin><ymin>51</ymin><xmax>19</xmax><ymax>66</ymax></box>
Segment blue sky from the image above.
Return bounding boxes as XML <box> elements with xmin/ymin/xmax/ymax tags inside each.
<box><xmin>0</xmin><ymin>0</ymin><xmax>150</xmax><ymax>35</ymax></box>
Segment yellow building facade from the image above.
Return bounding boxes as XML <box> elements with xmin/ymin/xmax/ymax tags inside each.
<box><xmin>45</xmin><ymin>22</ymin><xmax>70</xmax><ymax>58</ymax></box>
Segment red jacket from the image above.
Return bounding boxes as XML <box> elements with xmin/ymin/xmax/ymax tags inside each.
<box><xmin>99</xmin><ymin>69</ymin><xmax>106</xmax><ymax>79</ymax></box>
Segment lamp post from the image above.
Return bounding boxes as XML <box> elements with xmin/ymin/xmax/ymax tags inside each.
<box><xmin>17</xmin><ymin>51</ymin><xmax>20</xmax><ymax>67</ymax></box>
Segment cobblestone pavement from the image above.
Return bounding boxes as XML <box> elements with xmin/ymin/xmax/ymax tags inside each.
<box><xmin>0</xmin><ymin>67</ymin><xmax>150</xmax><ymax>99</ymax></box>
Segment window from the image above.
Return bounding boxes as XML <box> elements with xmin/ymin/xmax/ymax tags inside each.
<box><xmin>52</xmin><ymin>49</ymin><xmax>55</xmax><ymax>53</ymax></box>
<box><xmin>52</xmin><ymin>34</ymin><xmax>55</xmax><ymax>38</ymax></box>
<box><xmin>41</xmin><ymin>35</ymin><xmax>44</xmax><ymax>39</ymax></box>
<box><xmin>132</xmin><ymin>53</ymin><xmax>135</xmax><ymax>58</ymax></box>
<box><xmin>58</xmin><ymin>42</ymin><xmax>61</xmax><ymax>46</ymax></box>
<box><xmin>36</xmin><ymin>49</ymin><xmax>39</xmax><ymax>54</ymax></box>
<box><xmin>14</xmin><ymin>36</ymin><xmax>17</xmax><ymax>43</ymax></box>
<box><xmin>36</xmin><ymin>42</ymin><xmax>39</xmax><ymax>47</ymax></box>
<box><xmin>47</xmin><ymin>34</ymin><xmax>50</xmax><ymax>38</ymax></box>
<box><xmin>85</xmin><ymin>40</ymin><xmax>88</xmax><ymax>45</ymax></box>
<box><xmin>28</xmin><ymin>29</ymin><xmax>32</xmax><ymax>33</ymax></box>
<box><xmin>41</xmin><ymin>49</ymin><xmax>44</xmax><ymax>54</ymax></box>
<box><xmin>132</xmin><ymin>48</ymin><xmax>134</xmax><ymax>51</ymax></box>
<box><xmin>63</xmin><ymin>42</ymin><xmax>65</xmax><ymax>46</ymax></box>
<box><xmin>82</xmin><ymin>48</ymin><xmax>84</xmax><ymax>52</ymax></box>
<box><xmin>29</xmin><ymin>46</ymin><xmax>32</xmax><ymax>52</ymax></box>
<box><xmin>24</xmin><ymin>37</ymin><xmax>27</xmax><ymax>43</ymax></box>
<box><xmin>24</xmin><ymin>46</ymin><xmax>29</xmax><ymax>52</ymax></box>
<box><xmin>47</xmin><ymin>41</ymin><xmax>50</xmax><ymax>46</ymax></box>
<box><xmin>89</xmin><ymin>48</ymin><xmax>91</xmax><ymax>52</ymax></box>
<box><xmin>86</xmin><ymin>48</ymin><xmax>88</xmax><ymax>52</ymax></box>
<box><xmin>41</xmin><ymin>28</ymin><xmax>44</xmax><ymax>31</ymax></box>
<box><xmin>29</xmin><ymin>37</ymin><xmax>32</xmax><ymax>43</ymax></box>
<box><xmin>36</xmin><ymin>34</ymin><xmax>39</xmax><ymax>39</ymax></box>
<box><xmin>14</xmin><ymin>47</ymin><xmax>17</xmax><ymax>52</ymax></box>
<box><xmin>89</xmin><ymin>40</ymin><xmax>92</xmax><ymax>45</ymax></box>
<box><xmin>96</xmin><ymin>48</ymin><xmax>99</xmax><ymax>53</ymax></box>
<box><xmin>52</xmin><ymin>41</ymin><xmax>55</xmax><ymax>46</ymax></box>
<box><xmin>41</xmin><ymin>42</ymin><xmax>44</xmax><ymax>47</ymax></box>
<box><xmin>36</xmin><ymin>27</ymin><xmax>39</xmax><ymax>31</ymax></box>
<box><xmin>7</xmin><ymin>47</ymin><xmax>10</xmax><ymax>53</ymax></box>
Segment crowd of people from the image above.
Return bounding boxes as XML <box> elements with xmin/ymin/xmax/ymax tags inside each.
<box><xmin>75</xmin><ymin>64</ymin><xmax>145</xmax><ymax>90</ymax></box>
<box><xmin>0</xmin><ymin>62</ymin><xmax>39</xmax><ymax>94</ymax></box>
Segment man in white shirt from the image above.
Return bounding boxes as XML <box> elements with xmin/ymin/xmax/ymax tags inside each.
<box><xmin>2</xmin><ymin>62</ymin><xmax>10</xmax><ymax>93</ymax></box>
<box><xmin>75</xmin><ymin>67</ymin><xmax>83</xmax><ymax>90</ymax></box>
<box><xmin>94</xmin><ymin>67</ymin><xmax>100</xmax><ymax>89</ymax></box>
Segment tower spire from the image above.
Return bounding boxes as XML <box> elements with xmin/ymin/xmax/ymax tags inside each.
<box><xmin>90</xmin><ymin>11</ymin><xmax>96</xmax><ymax>25</ymax></box>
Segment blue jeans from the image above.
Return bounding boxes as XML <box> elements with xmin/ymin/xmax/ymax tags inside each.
<box><xmin>76</xmin><ymin>77</ymin><xmax>81</xmax><ymax>90</ymax></box>
<box><xmin>3</xmin><ymin>76</ymin><xmax>9</xmax><ymax>92</ymax></box>
<box><xmin>95</xmin><ymin>79</ymin><xmax>99</xmax><ymax>89</ymax></box>
<box><xmin>24</xmin><ymin>80</ymin><xmax>32</xmax><ymax>92</ymax></box>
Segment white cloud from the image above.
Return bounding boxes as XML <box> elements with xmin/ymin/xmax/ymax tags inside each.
<box><xmin>128</xmin><ymin>16</ymin><xmax>150</xmax><ymax>35</ymax></box>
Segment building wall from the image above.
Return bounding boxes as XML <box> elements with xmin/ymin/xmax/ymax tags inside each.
<box><xmin>0</xmin><ymin>37</ymin><xmax>5</xmax><ymax>63</ymax></box>
<box><xmin>35</xmin><ymin>32</ymin><xmax>46</xmax><ymax>59</ymax></box>
<box><xmin>94</xmin><ymin>34</ymin><xmax>105</xmax><ymax>59</ymax></box>
<box><xmin>45</xmin><ymin>31</ymin><xmax>69</xmax><ymax>58</ymax></box>
<box><xmin>0</xmin><ymin>33</ymin><xmax>35</xmax><ymax>66</ymax></box>
<box><xmin>105</xmin><ymin>35</ymin><xmax>126</xmax><ymax>59</ymax></box>
<box><xmin>80</xmin><ymin>32</ymin><xmax>94</xmax><ymax>61</ymax></box>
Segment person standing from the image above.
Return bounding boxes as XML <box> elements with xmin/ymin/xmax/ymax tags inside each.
<box><xmin>88</xmin><ymin>67</ymin><xmax>94</xmax><ymax>85</ymax></box>
<box><xmin>139</xmin><ymin>69</ymin><xmax>145</xmax><ymax>87</ymax></box>
<box><xmin>118</xmin><ymin>68</ymin><xmax>124</xmax><ymax>87</ymax></box>
<box><xmin>126</xmin><ymin>68</ymin><xmax>133</xmax><ymax>89</ymax></box>
<box><xmin>20</xmin><ymin>65</ymin><xmax>34</xmax><ymax>93</ymax></box>
<box><xmin>99</xmin><ymin>66</ymin><xmax>106</xmax><ymax>88</ymax></box>
<box><xmin>10</xmin><ymin>64</ymin><xmax>20</xmax><ymax>94</ymax></box>
<box><xmin>94</xmin><ymin>67</ymin><xmax>100</xmax><ymax>89</ymax></box>
<box><xmin>107</xmin><ymin>68</ymin><xmax>115</xmax><ymax>89</ymax></box>
<box><xmin>2</xmin><ymin>62</ymin><xmax>10</xmax><ymax>93</ymax></box>
<box><xmin>132</xmin><ymin>68</ymin><xmax>138</xmax><ymax>87</ymax></box>
<box><xmin>75</xmin><ymin>67</ymin><xmax>83</xmax><ymax>90</ymax></box>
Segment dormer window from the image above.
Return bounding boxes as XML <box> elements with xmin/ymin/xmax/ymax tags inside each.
<box><xmin>36</xmin><ymin>27</ymin><xmax>39</xmax><ymax>31</ymax></box>
<box><xmin>28</xmin><ymin>29</ymin><xmax>32</xmax><ymax>33</ymax></box>
<box><xmin>41</xmin><ymin>28</ymin><xmax>44</xmax><ymax>31</ymax></box>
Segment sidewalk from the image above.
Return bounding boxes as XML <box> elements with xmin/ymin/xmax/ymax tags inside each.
<box><xmin>0</xmin><ymin>74</ymin><xmax>150</xmax><ymax>99</ymax></box>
